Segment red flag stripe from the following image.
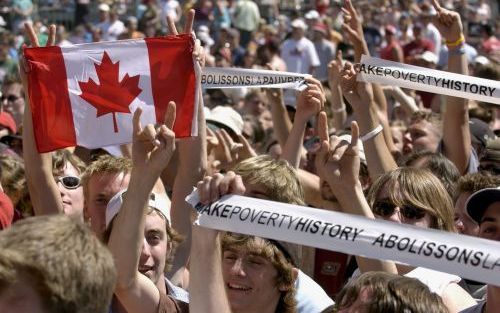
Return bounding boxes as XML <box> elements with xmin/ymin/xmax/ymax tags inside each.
<box><xmin>24</xmin><ymin>46</ymin><xmax>76</xmax><ymax>152</ymax></box>
<box><xmin>145</xmin><ymin>35</ymin><xmax>196</xmax><ymax>137</ymax></box>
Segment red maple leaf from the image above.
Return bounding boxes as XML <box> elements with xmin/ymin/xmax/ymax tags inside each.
<box><xmin>78</xmin><ymin>51</ymin><xmax>142</xmax><ymax>132</ymax></box>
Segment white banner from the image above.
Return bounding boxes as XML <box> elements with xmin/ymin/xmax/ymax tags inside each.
<box><xmin>201</xmin><ymin>67</ymin><xmax>310</xmax><ymax>90</ymax></box>
<box><xmin>186</xmin><ymin>191</ymin><xmax>500</xmax><ymax>287</ymax></box>
<box><xmin>358</xmin><ymin>55</ymin><xmax>500</xmax><ymax>105</ymax></box>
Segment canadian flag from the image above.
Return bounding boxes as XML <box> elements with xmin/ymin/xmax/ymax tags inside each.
<box><xmin>24</xmin><ymin>34</ymin><xmax>199</xmax><ymax>153</ymax></box>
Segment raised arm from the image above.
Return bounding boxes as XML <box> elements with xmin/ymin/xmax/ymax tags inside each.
<box><xmin>327</xmin><ymin>50</ymin><xmax>347</xmax><ymax>132</ymax></box>
<box><xmin>340</xmin><ymin>62</ymin><xmax>397</xmax><ymax>180</ymax></box>
<box><xmin>281</xmin><ymin>77</ymin><xmax>325</xmax><ymax>168</ymax></box>
<box><xmin>315</xmin><ymin>112</ymin><xmax>397</xmax><ymax>274</ymax></box>
<box><xmin>166</xmin><ymin>10</ymin><xmax>208</xmax><ymax>285</ymax></box>
<box><xmin>431</xmin><ymin>0</ymin><xmax>472</xmax><ymax>174</ymax></box>
<box><xmin>21</xmin><ymin>23</ymin><xmax>63</xmax><ymax>216</ymax></box>
<box><xmin>108</xmin><ymin>104</ymin><xmax>177</xmax><ymax>313</ymax></box>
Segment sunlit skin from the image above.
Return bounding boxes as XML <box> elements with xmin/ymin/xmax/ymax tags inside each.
<box><xmin>139</xmin><ymin>211</ymin><xmax>170</xmax><ymax>292</ymax></box>
<box><xmin>55</xmin><ymin>162</ymin><xmax>84</xmax><ymax>220</ymax></box>
<box><xmin>84</xmin><ymin>172</ymin><xmax>130</xmax><ymax>239</ymax></box>
<box><xmin>454</xmin><ymin>192</ymin><xmax>479</xmax><ymax>236</ymax></box>
<box><xmin>375</xmin><ymin>182</ymin><xmax>433</xmax><ymax>228</ymax></box>
<box><xmin>1</xmin><ymin>83</ymin><xmax>25</xmax><ymax>127</ymax></box>
<box><xmin>479</xmin><ymin>202</ymin><xmax>500</xmax><ymax>241</ymax></box>
<box><xmin>222</xmin><ymin>243</ymin><xmax>281</xmax><ymax>313</ymax></box>
<box><xmin>403</xmin><ymin>119</ymin><xmax>441</xmax><ymax>155</ymax></box>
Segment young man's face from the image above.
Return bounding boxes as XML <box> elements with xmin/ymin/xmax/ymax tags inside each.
<box><xmin>479</xmin><ymin>202</ymin><xmax>500</xmax><ymax>241</ymax></box>
<box><xmin>222</xmin><ymin>240</ymin><xmax>282</xmax><ymax>313</ymax></box>
<box><xmin>139</xmin><ymin>211</ymin><xmax>169</xmax><ymax>288</ymax></box>
<box><xmin>403</xmin><ymin>119</ymin><xmax>441</xmax><ymax>155</ymax></box>
<box><xmin>1</xmin><ymin>83</ymin><xmax>25</xmax><ymax>127</ymax></box>
<box><xmin>85</xmin><ymin>171</ymin><xmax>130</xmax><ymax>238</ymax></box>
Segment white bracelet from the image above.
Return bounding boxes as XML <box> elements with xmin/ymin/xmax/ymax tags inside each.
<box><xmin>332</xmin><ymin>106</ymin><xmax>346</xmax><ymax>113</ymax></box>
<box><xmin>360</xmin><ymin>124</ymin><xmax>383</xmax><ymax>142</ymax></box>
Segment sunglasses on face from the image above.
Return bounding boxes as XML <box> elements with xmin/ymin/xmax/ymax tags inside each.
<box><xmin>1</xmin><ymin>95</ymin><xmax>20</xmax><ymax>102</ymax></box>
<box><xmin>373</xmin><ymin>200</ymin><xmax>427</xmax><ymax>220</ymax></box>
<box><xmin>56</xmin><ymin>176</ymin><xmax>81</xmax><ymax>189</ymax></box>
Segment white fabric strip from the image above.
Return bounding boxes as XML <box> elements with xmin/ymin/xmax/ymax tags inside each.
<box><xmin>201</xmin><ymin>67</ymin><xmax>310</xmax><ymax>90</ymax></box>
<box><xmin>358</xmin><ymin>55</ymin><xmax>500</xmax><ymax>105</ymax></box>
<box><xmin>186</xmin><ymin>191</ymin><xmax>500</xmax><ymax>287</ymax></box>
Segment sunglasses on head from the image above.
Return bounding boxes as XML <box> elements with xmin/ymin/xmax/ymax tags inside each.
<box><xmin>56</xmin><ymin>176</ymin><xmax>81</xmax><ymax>189</ymax></box>
<box><xmin>1</xmin><ymin>95</ymin><xmax>20</xmax><ymax>102</ymax></box>
<box><xmin>373</xmin><ymin>200</ymin><xmax>427</xmax><ymax>220</ymax></box>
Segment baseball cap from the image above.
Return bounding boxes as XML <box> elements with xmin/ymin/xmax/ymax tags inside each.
<box><xmin>98</xmin><ymin>3</ymin><xmax>110</xmax><ymax>12</ymax></box>
<box><xmin>417</xmin><ymin>51</ymin><xmax>438</xmax><ymax>64</ymax></box>
<box><xmin>469</xmin><ymin>118</ymin><xmax>495</xmax><ymax>150</ymax></box>
<box><xmin>312</xmin><ymin>23</ymin><xmax>328</xmax><ymax>35</ymax></box>
<box><xmin>0</xmin><ymin>111</ymin><xmax>17</xmax><ymax>135</ymax></box>
<box><xmin>385</xmin><ymin>25</ymin><xmax>397</xmax><ymax>35</ymax></box>
<box><xmin>305</xmin><ymin>10</ymin><xmax>320</xmax><ymax>20</ymax></box>
<box><xmin>205</xmin><ymin>106</ymin><xmax>244</xmax><ymax>137</ymax></box>
<box><xmin>291</xmin><ymin>19</ymin><xmax>307</xmax><ymax>30</ymax></box>
<box><xmin>105</xmin><ymin>189</ymin><xmax>171</xmax><ymax>229</ymax></box>
<box><xmin>466</xmin><ymin>187</ymin><xmax>500</xmax><ymax>224</ymax></box>
<box><xmin>0</xmin><ymin>192</ymin><xmax>14</xmax><ymax>230</ymax></box>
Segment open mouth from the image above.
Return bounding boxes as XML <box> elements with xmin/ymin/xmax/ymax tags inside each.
<box><xmin>138</xmin><ymin>266</ymin><xmax>153</xmax><ymax>276</ymax></box>
<box><xmin>227</xmin><ymin>283</ymin><xmax>252</xmax><ymax>292</ymax></box>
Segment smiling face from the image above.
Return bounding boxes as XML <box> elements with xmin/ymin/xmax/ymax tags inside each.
<box><xmin>139</xmin><ymin>210</ymin><xmax>169</xmax><ymax>289</ymax></box>
<box><xmin>222</xmin><ymin>237</ymin><xmax>282</xmax><ymax>313</ymax></box>
<box><xmin>403</xmin><ymin>119</ymin><xmax>441</xmax><ymax>155</ymax></box>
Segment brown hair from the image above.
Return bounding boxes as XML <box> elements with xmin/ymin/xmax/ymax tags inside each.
<box><xmin>0</xmin><ymin>215</ymin><xmax>116</xmax><ymax>313</ymax></box>
<box><xmin>454</xmin><ymin>173</ymin><xmax>500</xmax><ymax>202</ymax></box>
<box><xmin>234</xmin><ymin>155</ymin><xmax>305</xmax><ymax>206</ymax></box>
<box><xmin>367</xmin><ymin>167</ymin><xmax>455</xmax><ymax>232</ymax></box>
<box><xmin>335</xmin><ymin>271</ymin><xmax>448</xmax><ymax>313</ymax></box>
<box><xmin>221</xmin><ymin>233</ymin><xmax>297</xmax><ymax>313</ymax></box>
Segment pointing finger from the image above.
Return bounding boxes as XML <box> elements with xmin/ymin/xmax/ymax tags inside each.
<box><xmin>166</xmin><ymin>15</ymin><xmax>178</xmax><ymax>35</ymax></box>
<box><xmin>164</xmin><ymin>101</ymin><xmax>176</xmax><ymax>130</ymax></box>
<box><xmin>184</xmin><ymin>9</ymin><xmax>195</xmax><ymax>35</ymax></box>
<box><xmin>318</xmin><ymin>111</ymin><xmax>329</xmax><ymax>144</ymax></box>
<box><xmin>24</xmin><ymin>22</ymin><xmax>40</xmax><ymax>47</ymax></box>
<box><xmin>133</xmin><ymin>107</ymin><xmax>143</xmax><ymax>134</ymax></box>
<box><xmin>47</xmin><ymin>24</ymin><xmax>56</xmax><ymax>47</ymax></box>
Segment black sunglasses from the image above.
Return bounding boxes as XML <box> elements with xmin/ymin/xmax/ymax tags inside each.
<box><xmin>1</xmin><ymin>95</ymin><xmax>20</xmax><ymax>102</ymax></box>
<box><xmin>56</xmin><ymin>176</ymin><xmax>81</xmax><ymax>189</ymax></box>
<box><xmin>373</xmin><ymin>200</ymin><xmax>427</xmax><ymax>220</ymax></box>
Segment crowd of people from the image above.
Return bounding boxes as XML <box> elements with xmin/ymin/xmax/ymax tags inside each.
<box><xmin>0</xmin><ymin>0</ymin><xmax>499</xmax><ymax>313</ymax></box>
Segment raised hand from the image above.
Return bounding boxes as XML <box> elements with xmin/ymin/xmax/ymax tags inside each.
<box><xmin>328</xmin><ymin>50</ymin><xmax>343</xmax><ymax>87</ymax></box>
<box><xmin>132</xmin><ymin>101</ymin><xmax>176</xmax><ymax>176</ymax></box>
<box><xmin>196</xmin><ymin>171</ymin><xmax>246</xmax><ymax>204</ymax></box>
<box><xmin>430</xmin><ymin>0</ymin><xmax>463</xmax><ymax>42</ymax></box>
<box><xmin>315</xmin><ymin>112</ymin><xmax>361</xmax><ymax>191</ymax></box>
<box><xmin>339</xmin><ymin>62</ymin><xmax>374</xmax><ymax>110</ymax></box>
<box><xmin>295</xmin><ymin>77</ymin><xmax>325</xmax><ymax>124</ymax></box>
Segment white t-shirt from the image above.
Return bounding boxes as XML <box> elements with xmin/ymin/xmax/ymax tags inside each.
<box><xmin>295</xmin><ymin>270</ymin><xmax>335</xmax><ymax>313</ymax></box>
<box><xmin>281</xmin><ymin>37</ymin><xmax>320</xmax><ymax>75</ymax></box>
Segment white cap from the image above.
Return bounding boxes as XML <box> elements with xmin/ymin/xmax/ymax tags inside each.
<box><xmin>205</xmin><ymin>106</ymin><xmax>244</xmax><ymax>136</ymax></box>
<box><xmin>291</xmin><ymin>19</ymin><xmax>307</xmax><ymax>30</ymax></box>
<box><xmin>305</xmin><ymin>10</ymin><xmax>320</xmax><ymax>20</ymax></box>
<box><xmin>105</xmin><ymin>189</ymin><xmax>171</xmax><ymax>229</ymax></box>
<box><xmin>475</xmin><ymin>56</ymin><xmax>490</xmax><ymax>66</ymax></box>
<box><xmin>98</xmin><ymin>3</ymin><xmax>110</xmax><ymax>12</ymax></box>
<box><xmin>418</xmin><ymin>51</ymin><xmax>438</xmax><ymax>64</ymax></box>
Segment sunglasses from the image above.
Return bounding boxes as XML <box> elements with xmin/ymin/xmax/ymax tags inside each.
<box><xmin>0</xmin><ymin>95</ymin><xmax>20</xmax><ymax>102</ymax></box>
<box><xmin>373</xmin><ymin>200</ymin><xmax>427</xmax><ymax>220</ymax></box>
<box><xmin>56</xmin><ymin>176</ymin><xmax>81</xmax><ymax>189</ymax></box>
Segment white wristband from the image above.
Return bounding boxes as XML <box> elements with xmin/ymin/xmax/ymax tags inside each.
<box><xmin>360</xmin><ymin>124</ymin><xmax>383</xmax><ymax>142</ymax></box>
<box><xmin>332</xmin><ymin>106</ymin><xmax>346</xmax><ymax>113</ymax></box>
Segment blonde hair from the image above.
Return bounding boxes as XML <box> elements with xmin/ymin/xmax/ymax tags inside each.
<box><xmin>81</xmin><ymin>155</ymin><xmax>132</xmax><ymax>199</ymax></box>
<box><xmin>221</xmin><ymin>233</ymin><xmax>297</xmax><ymax>313</ymax></box>
<box><xmin>0</xmin><ymin>215</ymin><xmax>116</xmax><ymax>313</ymax></box>
<box><xmin>335</xmin><ymin>271</ymin><xmax>448</xmax><ymax>313</ymax></box>
<box><xmin>367</xmin><ymin>167</ymin><xmax>455</xmax><ymax>232</ymax></box>
<box><xmin>234</xmin><ymin>155</ymin><xmax>305</xmax><ymax>205</ymax></box>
